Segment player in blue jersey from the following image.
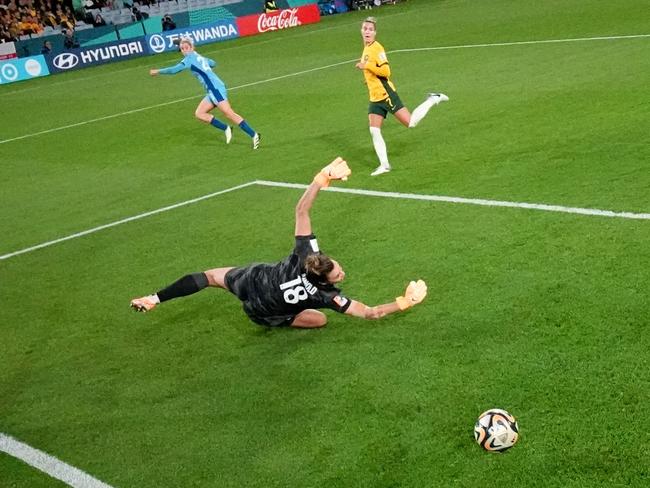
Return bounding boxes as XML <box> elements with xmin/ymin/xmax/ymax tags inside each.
<box><xmin>149</xmin><ymin>37</ymin><xmax>261</xmax><ymax>149</ymax></box>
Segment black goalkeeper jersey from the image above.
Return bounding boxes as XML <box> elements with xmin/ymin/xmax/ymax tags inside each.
<box><xmin>225</xmin><ymin>235</ymin><xmax>351</xmax><ymax>323</ymax></box>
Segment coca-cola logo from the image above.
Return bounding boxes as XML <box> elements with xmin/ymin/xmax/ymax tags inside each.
<box><xmin>257</xmin><ymin>8</ymin><xmax>301</xmax><ymax>33</ymax></box>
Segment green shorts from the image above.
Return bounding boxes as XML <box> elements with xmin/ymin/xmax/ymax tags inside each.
<box><xmin>368</xmin><ymin>91</ymin><xmax>404</xmax><ymax>118</ymax></box>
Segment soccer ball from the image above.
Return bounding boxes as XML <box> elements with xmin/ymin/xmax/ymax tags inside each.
<box><xmin>474</xmin><ymin>408</ymin><xmax>519</xmax><ymax>452</ymax></box>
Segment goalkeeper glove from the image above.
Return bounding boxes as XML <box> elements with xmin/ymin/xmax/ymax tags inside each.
<box><xmin>313</xmin><ymin>157</ymin><xmax>351</xmax><ymax>188</ymax></box>
<box><xmin>396</xmin><ymin>279</ymin><xmax>428</xmax><ymax>311</ymax></box>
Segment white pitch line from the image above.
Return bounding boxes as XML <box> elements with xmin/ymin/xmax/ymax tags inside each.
<box><xmin>2</xmin><ymin>180</ymin><xmax>648</xmax><ymax>262</ymax></box>
<box><xmin>0</xmin><ymin>96</ymin><xmax>197</xmax><ymax>144</ymax></box>
<box><xmin>254</xmin><ymin>180</ymin><xmax>650</xmax><ymax>220</ymax></box>
<box><xmin>0</xmin><ymin>181</ymin><xmax>256</xmax><ymax>261</ymax></box>
<box><xmin>0</xmin><ymin>59</ymin><xmax>357</xmax><ymax>145</ymax></box>
<box><xmin>2</xmin><ymin>32</ymin><xmax>649</xmax><ymax>145</ymax></box>
<box><xmin>0</xmin><ymin>433</ymin><xmax>114</xmax><ymax>488</ymax></box>
<box><xmin>389</xmin><ymin>33</ymin><xmax>650</xmax><ymax>54</ymax></box>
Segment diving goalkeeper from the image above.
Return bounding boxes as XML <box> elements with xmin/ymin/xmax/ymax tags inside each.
<box><xmin>130</xmin><ymin>158</ymin><xmax>428</xmax><ymax>328</ymax></box>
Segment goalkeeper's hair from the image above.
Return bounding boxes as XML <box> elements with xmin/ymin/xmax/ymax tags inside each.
<box><xmin>363</xmin><ymin>16</ymin><xmax>377</xmax><ymax>26</ymax></box>
<box><xmin>305</xmin><ymin>254</ymin><xmax>335</xmax><ymax>285</ymax></box>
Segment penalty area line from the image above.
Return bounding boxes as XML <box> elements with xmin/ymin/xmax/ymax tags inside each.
<box><xmin>254</xmin><ymin>180</ymin><xmax>650</xmax><ymax>220</ymax></box>
<box><xmin>0</xmin><ymin>181</ymin><xmax>256</xmax><ymax>261</ymax></box>
<box><xmin>0</xmin><ymin>433</ymin><xmax>114</xmax><ymax>488</ymax></box>
<box><xmin>2</xmin><ymin>180</ymin><xmax>648</xmax><ymax>262</ymax></box>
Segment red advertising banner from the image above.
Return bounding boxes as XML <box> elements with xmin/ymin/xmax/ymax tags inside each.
<box><xmin>236</xmin><ymin>4</ymin><xmax>321</xmax><ymax>37</ymax></box>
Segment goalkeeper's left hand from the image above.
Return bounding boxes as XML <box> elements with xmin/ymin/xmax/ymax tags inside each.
<box><xmin>313</xmin><ymin>157</ymin><xmax>351</xmax><ymax>188</ymax></box>
<box><xmin>396</xmin><ymin>279</ymin><xmax>428</xmax><ymax>311</ymax></box>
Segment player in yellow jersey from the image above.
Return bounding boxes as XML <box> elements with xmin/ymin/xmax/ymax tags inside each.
<box><xmin>356</xmin><ymin>17</ymin><xmax>448</xmax><ymax>176</ymax></box>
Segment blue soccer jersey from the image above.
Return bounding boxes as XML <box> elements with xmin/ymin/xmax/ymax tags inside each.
<box><xmin>159</xmin><ymin>51</ymin><xmax>228</xmax><ymax>103</ymax></box>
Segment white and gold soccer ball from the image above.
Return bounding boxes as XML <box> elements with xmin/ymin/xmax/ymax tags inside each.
<box><xmin>474</xmin><ymin>408</ymin><xmax>519</xmax><ymax>452</ymax></box>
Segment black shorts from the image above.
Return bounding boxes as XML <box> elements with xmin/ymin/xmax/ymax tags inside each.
<box><xmin>242</xmin><ymin>303</ymin><xmax>295</xmax><ymax>327</ymax></box>
<box><xmin>368</xmin><ymin>91</ymin><xmax>404</xmax><ymax>118</ymax></box>
<box><xmin>225</xmin><ymin>267</ymin><xmax>295</xmax><ymax>327</ymax></box>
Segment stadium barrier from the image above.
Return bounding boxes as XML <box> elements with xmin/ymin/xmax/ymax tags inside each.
<box><xmin>0</xmin><ymin>4</ymin><xmax>321</xmax><ymax>83</ymax></box>
<box><xmin>145</xmin><ymin>18</ymin><xmax>239</xmax><ymax>54</ymax></box>
<box><xmin>46</xmin><ymin>38</ymin><xmax>148</xmax><ymax>74</ymax></box>
<box><xmin>236</xmin><ymin>3</ymin><xmax>320</xmax><ymax>36</ymax></box>
<box><xmin>12</xmin><ymin>0</ymin><xmax>307</xmax><ymax>58</ymax></box>
<box><xmin>0</xmin><ymin>55</ymin><xmax>50</xmax><ymax>84</ymax></box>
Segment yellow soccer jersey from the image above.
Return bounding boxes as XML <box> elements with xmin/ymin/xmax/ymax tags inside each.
<box><xmin>360</xmin><ymin>41</ymin><xmax>396</xmax><ymax>102</ymax></box>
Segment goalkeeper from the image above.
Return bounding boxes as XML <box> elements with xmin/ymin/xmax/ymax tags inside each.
<box><xmin>130</xmin><ymin>158</ymin><xmax>427</xmax><ymax>328</ymax></box>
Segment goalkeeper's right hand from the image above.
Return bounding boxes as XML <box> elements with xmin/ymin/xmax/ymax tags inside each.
<box><xmin>313</xmin><ymin>157</ymin><xmax>351</xmax><ymax>188</ymax></box>
<box><xmin>396</xmin><ymin>279</ymin><xmax>428</xmax><ymax>311</ymax></box>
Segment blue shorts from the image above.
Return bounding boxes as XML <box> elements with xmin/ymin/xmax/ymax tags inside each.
<box><xmin>204</xmin><ymin>84</ymin><xmax>228</xmax><ymax>105</ymax></box>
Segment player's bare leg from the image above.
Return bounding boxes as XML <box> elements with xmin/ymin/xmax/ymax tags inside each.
<box><xmin>195</xmin><ymin>98</ymin><xmax>231</xmax><ymax>143</ymax></box>
<box><xmin>394</xmin><ymin>107</ymin><xmax>412</xmax><ymax>128</ymax></box>
<box><xmin>395</xmin><ymin>93</ymin><xmax>449</xmax><ymax>129</ymax></box>
<box><xmin>291</xmin><ymin>309</ymin><xmax>327</xmax><ymax>328</ymax></box>
<box><xmin>217</xmin><ymin>100</ymin><xmax>260</xmax><ymax>149</ymax></box>
<box><xmin>369</xmin><ymin>113</ymin><xmax>391</xmax><ymax>176</ymax></box>
<box><xmin>204</xmin><ymin>267</ymin><xmax>235</xmax><ymax>289</ymax></box>
<box><xmin>195</xmin><ymin>98</ymin><xmax>216</xmax><ymax>123</ymax></box>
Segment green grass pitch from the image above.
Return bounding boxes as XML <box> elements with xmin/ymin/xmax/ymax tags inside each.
<box><xmin>1</xmin><ymin>0</ymin><xmax>649</xmax><ymax>486</ymax></box>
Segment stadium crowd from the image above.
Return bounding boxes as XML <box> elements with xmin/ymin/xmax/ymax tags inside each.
<box><xmin>0</xmin><ymin>0</ymin><xmax>404</xmax><ymax>44</ymax></box>
<box><xmin>0</xmin><ymin>0</ymin><xmax>77</xmax><ymax>41</ymax></box>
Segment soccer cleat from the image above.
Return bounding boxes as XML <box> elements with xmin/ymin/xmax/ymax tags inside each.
<box><xmin>130</xmin><ymin>296</ymin><xmax>157</xmax><ymax>313</ymax></box>
<box><xmin>252</xmin><ymin>133</ymin><xmax>261</xmax><ymax>150</ymax></box>
<box><xmin>225</xmin><ymin>126</ymin><xmax>232</xmax><ymax>144</ymax></box>
<box><xmin>428</xmin><ymin>92</ymin><xmax>449</xmax><ymax>103</ymax></box>
<box><xmin>371</xmin><ymin>165</ymin><xmax>391</xmax><ymax>176</ymax></box>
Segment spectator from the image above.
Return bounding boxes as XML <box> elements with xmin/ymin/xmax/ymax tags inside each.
<box><xmin>132</xmin><ymin>5</ymin><xmax>148</xmax><ymax>21</ymax></box>
<box><xmin>319</xmin><ymin>0</ymin><xmax>336</xmax><ymax>15</ymax></box>
<box><xmin>350</xmin><ymin>0</ymin><xmax>372</xmax><ymax>9</ymax></box>
<box><xmin>62</xmin><ymin>28</ymin><xmax>79</xmax><ymax>49</ymax></box>
<box><xmin>19</xmin><ymin>13</ymin><xmax>43</xmax><ymax>35</ymax></box>
<box><xmin>41</xmin><ymin>8</ymin><xmax>57</xmax><ymax>28</ymax></box>
<box><xmin>7</xmin><ymin>21</ymin><xmax>21</xmax><ymax>41</ymax></box>
<box><xmin>41</xmin><ymin>40</ymin><xmax>52</xmax><ymax>54</ymax></box>
<box><xmin>93</xmin><ymin>13</ymin><xmax>106</xmax><ymax>26</ymax></box>
<box><xmin>264</xmin><ymin>0</ymin><xmax>278</xmax><ymax>13</ymax></box>
<box><xmin>1</xmin><ymin>23</ymin><xmax>17</xmax><ymax>42</ymax></box>
<box><xmin>57</xmin><ymin>6</ymin><xmax>75</xmax><ymax>31</ymax></box>
<box><xmin>162</xmin><ymin>14</ymin><xmax>175</xmax><ymax>31</ymax></box>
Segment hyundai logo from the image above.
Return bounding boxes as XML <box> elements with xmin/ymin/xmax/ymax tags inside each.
<box><xmin>149</xmin><ymin>34</ymin><xmax>166</xmax><ymax>54</ymax></box>
<box><xmin>53</xmin><ymin>53</ymin><xmax>79</xmax><ymax>70</ymax></box>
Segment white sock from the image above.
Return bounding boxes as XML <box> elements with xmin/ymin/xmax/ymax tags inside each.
<box><xmin>369</xmin><ymin>127</ymin><xmax>389</xmax><ymax>167</ymax></box>
<box><xmin>409</xmin><ymin>96</ymin><xmax>437</xmax><ymax>128</ymax></box>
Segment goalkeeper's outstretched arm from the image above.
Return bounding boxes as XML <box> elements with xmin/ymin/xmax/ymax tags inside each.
<box><xmin>344</xmin><ymin>280</ymin><xmax>428</xmax><ymax>320</ymax></box>
<box><xmin>295</xmin><ymin>157</ymin><xmax>351</xmax><ymax>236</ymax></box>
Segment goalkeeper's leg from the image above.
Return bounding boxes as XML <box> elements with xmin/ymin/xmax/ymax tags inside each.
<box><xmin>291</xmin><ymin>309</ymin><xmax>327</xmax><ymax>328</ymax></box>
<box><xmin>131</xmin><ymin>271</ymin><xmax>225</xmax><ymax>312</ymax></box>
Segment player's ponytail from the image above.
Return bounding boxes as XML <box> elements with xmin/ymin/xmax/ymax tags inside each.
<box><xmin>305</xmin><ymin>254</ymin><xmax>334</xmax><ymax>285</ymax></box>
